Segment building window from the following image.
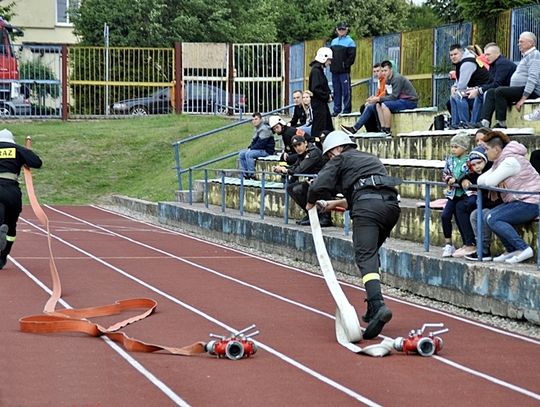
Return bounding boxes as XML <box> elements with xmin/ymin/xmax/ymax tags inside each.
<box><xmin>57</xmin><ymin>0</ymin><xmax>80</xmax><ymax>25</ymax></box>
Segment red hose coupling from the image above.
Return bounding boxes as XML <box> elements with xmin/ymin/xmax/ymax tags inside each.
<box><xmin>393</xmin><ymin>323</ymin><xmax>448</xmax><ymax>357</ymax></box>
<box><xmin>205</xmin><ymin>324</ymin><xmax>259</xmax><ymax>360</ymax></box>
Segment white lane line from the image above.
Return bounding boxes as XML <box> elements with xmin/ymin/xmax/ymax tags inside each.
<box><xmin>8</xmin><ymin>255</ymin><xmax>191</xmax><ymax>407</ymax></box>
<box><xmin>40</xmin><ymin>207</ymin><xmax>540</xmax><ymax>401</ymax></box>
<box><xmin>18</xmin><ymin>215</ymin><xmax>382</xmax><ymax>407</ymax></box>
<box><xmin>94</xmin><ymin>205</ymin><xmax>540</xmax><ymax>346</ymax></box>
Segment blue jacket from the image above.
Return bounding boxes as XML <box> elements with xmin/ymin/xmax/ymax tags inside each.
<box><xmin>330</xmin><ymin>35</ymin><xmax>356</xmax><ymax>74</ymax></box>
<box><xmin>479</xmin><ymin>55</ymin><xmax>516</xmax><ymax>94</ymax></box>
<box><xmin>249</xmin><ymin>123</ymin><xmax>275</xmax><ymax>154</ymax></box>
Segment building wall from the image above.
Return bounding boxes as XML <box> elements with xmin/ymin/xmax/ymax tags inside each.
<box><xmin>10</xmin><ymin>0</ymin><xmax>79</xmax><ymax>44</ymax></box>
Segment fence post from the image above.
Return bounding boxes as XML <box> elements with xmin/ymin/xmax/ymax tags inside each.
<box><xmin>175</xmin><ymin>42</ymin><xmax>182</xmax><ymax>115</ymax></box>
<box><xmin>228</xmin><ymin>43</ymin><xmax>234</xmax><ymax>116</ymax></box>
<box><xmin>284</xmin><ymin>43</ymin><xmax>290</xmax><ymax>109</ymax></box>
<box><xmin>61</xmin><ymin>45</ymin><xmax>68</xmax><ymax>121</ymax></box>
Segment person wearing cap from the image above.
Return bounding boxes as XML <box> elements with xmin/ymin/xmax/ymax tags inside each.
<box><xmin>309</xmin><ymin>47</ymin><xmax>334</xmax><ymax>142</ymax></box>
<box><xmin>306</xmin><ymin>131</ymin><xmax>401</xmax><ymax>339</ymax></box>
<box><xmin>0</xmin><ymin>129</ymin><xmax>43</xmax><ymax>269</ymax></box>
<box><xmin>330</xmin><ymin>22</ymin><xmax>356</xmax><ymax>116</ymax></box>
<box><xmin>273</xmin><ymin>135</ymin><xmax>329</xmax><ymax>226</ymax></box>
<box><xmin>476</xmin><ymin>130</ymin><xmax>540</xmax><ymax>264</ymax></box>
<box><xmin>440</xmin><ymin>131</ymin><xmax>475</xmax><ymax>258</ymax></box>
<box><xmin>457</xmin><ymin>145</ymin><xmax>502</xmax><ymax>261</ymax></box>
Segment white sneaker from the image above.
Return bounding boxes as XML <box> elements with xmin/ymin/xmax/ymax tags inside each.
<box><xmin>442</xmin><ymin>244</ymin><xmax>456</xmax><ymax>257</ymax></box>
<box><xmin>493</xmin><ymin>250</ymin><xmax>519</xmax><ymax>262</ymax></box>
<box><xmin>505</xmin><ymin>247</ymin><xmax>534</xmax><ymax>264</ymax></box>
<box><xmin>524</xmin><ymin>109</ymin><xmax>540</xmax><ymax>121</ymax></box>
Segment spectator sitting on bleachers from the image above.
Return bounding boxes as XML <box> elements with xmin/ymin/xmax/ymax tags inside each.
<box><xmin>465</xmin><ymin>43</ymin><xmax>516</xmax><ymax>125</ymax></box>
<box><xmin>299</xmin><ymin>90</ymin><xmax>314</xmax><ymax>136</ymax></box>
<box><xmin>458</xmin><ymin>146</ymin><xmax>502</xmax><ymax>261</ymax></box>
<box><xmin>238</xmin><ymin>112</ymin><xmax>275</xmax><ymax>180</ymax></box>
<box><xmin>268</xmin><ymin>114</ymin><xmax>308</xmax><ymax>165</ymax></box>
<box><xmin>479</xmin><ymin>31</ymin><xmax>540</xmax><ymax>129</ymax></box>
<box><xmin>341</xmin><ymin>60</ymin><xmax>417</xmax><ymax>136</ymax></box>
<box><xmin>478</xmin><ymin>130</ymin><xmax>540</xmax><ymax>264</ymax></box>
<box><xmin>441</xmin><ymin>132</ymin><xmax>475</xmax><ymax>258</ymax></box>
<box><xmin>272</xmin><ymin>135</ymin><xmax>330</xmax><ymax>226</ymax></box>
<box><xmin>287</xmin><ymin>90</ymin><xmax>306</xmax><ymax>128</ymax></box>
<box><xmin>448</xmin><ymin>44</ymin><xmax>490</xmax><ymax>129</ymax></box>
<box><xmin>474</xmin><ymin>127</ymin><xmax>491</xmax><ymax>147</ymax></box>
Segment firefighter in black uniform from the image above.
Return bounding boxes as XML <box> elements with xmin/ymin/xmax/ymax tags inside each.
<box><xmin>273</xmin><ymin>135</ymin><xmax>331</xmax><ymax>226</ymax></box>
<box><xmin>0</xmin><ymin>129</ymin><xmax>43</xmax><ymax>269</ymax></box>
<box><xmin>306</xmin><ymin>130</ymin><xmax>401</xmax><ymax>339</ymax></box>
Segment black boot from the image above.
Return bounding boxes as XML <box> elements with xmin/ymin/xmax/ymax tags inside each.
<box><xmin>296</xmin><ymin>214</ymin><xmax>309</xmax><ymax>225</ymax></box>
<box><xmin>362</xmin><ymin>297</ymin><xmax>392</xmax><ymax>339</ymax></box>
<box><xmin>0</xmin><ymin>224</ymin><xmax>7</xmax><ymax>252</ymax></box>
<box><xmin>0</xmin><ymin>240</ymin><xmax>13</xmax><ymax>270</ymax></box>
<box><xmin>319</xmin><ymin>212</ymin><xmax>333</xmax><ymax>227</ymax></box>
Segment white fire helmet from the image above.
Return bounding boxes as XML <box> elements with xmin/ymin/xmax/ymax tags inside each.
<box><xmin>315</xmin><ymin>47</ymin><xmax>333</xmax><ymax>63</ymax></box>
<box><xmin>322</xmin><ymin>130</ymin><xmax>356</xmax><ymax>155</ymax></box>
<box><xmin>268</xmin><ymin>115</ymin><xmax>286</xmax><ymax>129</ymax></box>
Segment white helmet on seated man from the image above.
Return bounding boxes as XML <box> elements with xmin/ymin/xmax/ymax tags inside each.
<box><xmin>268</xmin><ymin>115</ymin><xmax>286</xmax><ymax>130</ymax></box>
<box><xmin>315</xmin><ymin>47</ymin><xmax>333</xmax><ymax>64</ymax></box>
<box><xmin>322</xmin><ymin>130</ymin><xmax>356</xmax><ymax>155</ymax></box>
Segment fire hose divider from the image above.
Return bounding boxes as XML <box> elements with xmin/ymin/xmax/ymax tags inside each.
<box><xmin>308</xmin><ymin>208</ymin><xmax>393</xmax><ymax>357</ymax></box>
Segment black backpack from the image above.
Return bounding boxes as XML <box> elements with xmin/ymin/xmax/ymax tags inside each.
<box><xmin>531</xmin><ymin>150</ymin><xmax>540</xmax><ymax>174</ymax></box>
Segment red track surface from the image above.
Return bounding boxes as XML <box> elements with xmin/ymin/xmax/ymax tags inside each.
<box><xmin>1</xmin><ymin>205</ymin><xmax>539</xmax><ymax>406</ymax></box>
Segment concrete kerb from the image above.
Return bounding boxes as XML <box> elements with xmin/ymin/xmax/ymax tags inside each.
<box><xmin>109</xmin><ymin>194</ymin><xmax>539</xmax><ymax>325</ymax></box>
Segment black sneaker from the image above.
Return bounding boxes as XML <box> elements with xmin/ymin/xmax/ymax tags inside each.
<box><xmin>465</xmin><ymin>251</ymin><xmax>492</xmax><ymax>261</ymax></box>
<box><xmin>363</xmin><ymin>304</ymin><xmax>392</xmax><ymax>339</ymax></box>
<box><xmin>493</xmin><ymin>123</ymin><xmax>507</xmax><ymax>129</ymax></box>
<box><xmin>340</xmin><ymin>124</ymin><xmax>357</xmax><ymax>135</ymax></box>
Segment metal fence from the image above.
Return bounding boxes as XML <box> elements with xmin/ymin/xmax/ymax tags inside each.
<box><xmin>5</xmin><ymin>4</ymin><xmax>540</xmax><ymax>120</ymax></box>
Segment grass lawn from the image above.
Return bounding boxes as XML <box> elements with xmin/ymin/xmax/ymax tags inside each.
<box><xmin>4</xmin><ymin>114</ymin><xmax>254</xmax><ymax>204</ymax></box>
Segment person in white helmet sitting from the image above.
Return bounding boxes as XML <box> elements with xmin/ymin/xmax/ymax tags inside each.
<box><xmin>306</xmin><ymin>130</ymin><xmax>401</xmax><ymax>339</ymax></box>
<box><xmin>309</xmin><ymin>47</ymin><xmax>334</xmax><ymax>142</ymax></box>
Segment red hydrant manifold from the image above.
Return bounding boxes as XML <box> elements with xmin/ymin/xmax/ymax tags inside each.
<box><xmin>393</xmin><ymin>323</ymin><xmax>449</xmax><ymax>357</ymax></box>
<box><xmin>205</xmin><ymin>324</ymin><xmax>259</xmax><ymax>360</ymax></box>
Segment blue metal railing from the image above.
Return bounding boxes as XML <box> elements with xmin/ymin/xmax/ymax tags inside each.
<box><xmin>173</xmin><ymin>104</ymin><xmax>294</xmax><ymax>190</ymax></box>
<box><xmin>183</xmin><ymin>168</ymin><xmax>540</xmax><ymax>269</ymax></box>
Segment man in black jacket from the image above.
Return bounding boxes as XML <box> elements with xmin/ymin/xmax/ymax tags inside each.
<box><xmin>306</xmin><ymin>131</ymin><xmax>401</xmax><ymax>339</ymax></box>
<box><xmin>466</xmin><ymin>43</ymin><xmax>516</xmax><ymax>124</ymax></box>
<box><xmin>0</xmin><ymin>129</ymin><xmax>43</xmax><ymax>269</ymax></box>
<box><xmin>273</xmin><ymin>135</ymin><xmax>331</xmax><ymax>226</ymax></box>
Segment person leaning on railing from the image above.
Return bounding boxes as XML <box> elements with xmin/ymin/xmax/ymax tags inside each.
<box><xmin>477</xmin><ymin>130</ymin><xmax>540</xmax><ymax>264</ymax></box>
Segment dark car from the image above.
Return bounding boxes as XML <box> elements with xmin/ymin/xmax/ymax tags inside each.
<box><xmin>111</xmin><ymin>83</ymin><xmax>245</xmax><ymax>115</ymax></box>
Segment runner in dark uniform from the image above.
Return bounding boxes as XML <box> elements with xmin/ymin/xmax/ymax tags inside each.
<box><xmin>306</xmin><ymin>130</ymin><xmax>401</xmax><ymax>339</ymax></box>
<box><xmin>0</xmin><ymin>129</ymin><xmax>43</xmax><ymax>269</ymax></box>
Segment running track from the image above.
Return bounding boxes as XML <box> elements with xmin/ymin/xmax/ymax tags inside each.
<box><xmin>1</xmin><ymin>205</ymin><xmax>539</xmax><ymax>406</ymax></box>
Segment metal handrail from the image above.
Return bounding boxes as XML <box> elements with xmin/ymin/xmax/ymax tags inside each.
<box><xmin>172</xmin><ymin>104</ymin><xmax>294</xmax><ymax>190</ymax></box>
<box><xmin>184</xmin><ymin>170</ymin><xmax>540</xmax><ymax>269</ymax></box>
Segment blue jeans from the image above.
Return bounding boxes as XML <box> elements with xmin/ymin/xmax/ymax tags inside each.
<box><xmin>381</xmin><ymin>99</ymin><xmax>417</xmax><ymax>112</ymax></box>
<box><xmin>239</xmin><ymin>149</ymin><xmax>269</xmax><ymax>176</ymax></box>
<box><xmin>332</xmin><ymin>73</ymin><xmax>352</xmax><ymax>114</ymax></box>
<box><xmin>470</xmin><ymin>93</ymin><xmax>486</xmax><ymax>124</ymax></box>
<box><xmin>353</xmin><ymin>103</ymin><xmax>377</xmax><ymax>130</ymax></box>
<box><xmin>450</xmin><ymin>94</ymin><xmax>474</xmax><ymax>126</ymax></box>
<box><xmin>485</xmin><ymin>201</ymin><xmax>538</xmax><ymax>252</ymax></box>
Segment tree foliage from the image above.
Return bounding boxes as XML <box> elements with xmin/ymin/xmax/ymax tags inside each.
<box><xmin>72</xmin><ymin>0</ymin><xmax>437</xmax><ymax>46</ymax></box>
<box><xmin>0</xmin><ymin>0</ymin><xmax>16</xmax><ymax>21</ymax></box>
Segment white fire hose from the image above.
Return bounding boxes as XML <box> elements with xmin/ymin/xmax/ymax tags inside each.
<box><xmin>308</xmin><ymin>207</ymin><xmax>393</xmax><ymax>357</ymax></box>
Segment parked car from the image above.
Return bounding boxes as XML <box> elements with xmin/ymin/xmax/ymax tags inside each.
<box><xmin>111</xmin><ymin>83</ymin><xmax>246</xmax><ymax>115</ymax></box>
<box><xmin>0</xmin><ymin>96</ymin><xmax>32</xmax><ymax>116</ymax></box>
